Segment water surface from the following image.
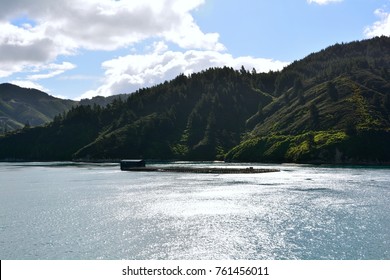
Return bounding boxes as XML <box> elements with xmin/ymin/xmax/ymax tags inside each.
<box><xmin>0</xmin><ymin>162</ymin><xmax>389</xmax><ymax>259</ymax></box>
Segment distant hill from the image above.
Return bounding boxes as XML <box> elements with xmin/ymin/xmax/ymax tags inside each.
<box><xmin>0</xmin><ymin>83</ymin><xmax>128</xmax><ymax>133</ymax></box>
<box><xmin>1</xmin><ymin>36</ymin><xmax>390</xmax><ymax>164</ymax></box>
<box><xmin>0</xmin><ymin>83</ymin><xmax>76</xmax><ymax>132</ymax></box>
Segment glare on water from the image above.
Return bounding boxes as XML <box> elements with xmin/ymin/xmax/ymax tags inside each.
<box><xmin>0</xmin><ymin>162</ymin><xmax>389</xmax><ymax>259</ymax></box>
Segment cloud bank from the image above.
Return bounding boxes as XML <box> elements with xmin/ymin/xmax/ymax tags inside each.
<box><xmin>0</xmin><ymin>0</ymin><xmax>223</xmax><ymax>78</ymax></box>
<box><xmin>2</xmin><ymin>0</ymin><xmax>389</xmax><ymax>100</ymax></box>
<box><xmin>0</xmin><ymin>0</ymin><xmax>289</xmax><ymax>98</ymax></box>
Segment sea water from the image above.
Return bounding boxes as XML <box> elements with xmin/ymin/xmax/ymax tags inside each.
<box><xmin>0</xmin><ymin>162</ymin><xmax>389</xmax><ymax>260</ymax></box>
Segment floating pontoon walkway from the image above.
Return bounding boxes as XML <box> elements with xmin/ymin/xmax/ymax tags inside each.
<box><xmin>120</xmin><ymin>166</ymin><xmax>279</xmax><ymax>174</ymax></box>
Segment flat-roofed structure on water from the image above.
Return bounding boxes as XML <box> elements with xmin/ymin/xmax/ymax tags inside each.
<box><xmin>120</xmin><ymin>159</ymin><xmax>145</xmax><ymax>170</ymax></box>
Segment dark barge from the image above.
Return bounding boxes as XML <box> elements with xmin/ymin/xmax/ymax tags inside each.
<box><xmin>120</xmin><ymin>160</ymin><xmax>279</xmax><ymax>174</ymax></box>
<box><xmin>120</xmin><ymin>159</ymin><xmax>146</xmax><ymax>170</ymax></box>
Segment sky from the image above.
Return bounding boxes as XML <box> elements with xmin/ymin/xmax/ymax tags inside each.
<box><xmin>0</xmin><ymin>0</ymin><xmax>389</xmax><ymax>100</ymax></box>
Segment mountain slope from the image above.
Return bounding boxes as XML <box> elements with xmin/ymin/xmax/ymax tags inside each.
<box><xmin>251</xmin><ymin>37</ymin><xmax>390</xmax><ymax>135</ymax></box>
<box><xmin>0</xmin><ymin>68</ymin><xmax>272</xmax><ymax>161</ymax></box>
<box><xmin>0</xmin><ymin>83</ymin><xmax>77</xmax><ymax>132</ymax></box>
<box><xmin>226</xmin><ymin>36</ymin><xmax>390</xmax><ymax>163</ymax></box>
<box><xmin>74</xmin><ymin>69</ymin><xmax>273</xmax><ymax>161</ymax></box>
<box><xmin>0</xmin><ymin>83</ymin><xmax>129</xmax><ymax>134</ymax></box>
<box><xmin>1</xmin><ymin>36</ymin><xmax>390</xmax><ymax>163</ymax></box>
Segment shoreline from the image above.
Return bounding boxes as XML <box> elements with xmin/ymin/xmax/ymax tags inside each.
<box><xmin>1</xmin><ymin>158</ymin><xmax>390</xmax><ymax>168</ymax></box>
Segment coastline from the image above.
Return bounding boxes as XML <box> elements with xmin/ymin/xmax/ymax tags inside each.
<box><xmin>2</xmin><ymin>157</ymin><xmax>390</xmax><ymax>167</ymax></box>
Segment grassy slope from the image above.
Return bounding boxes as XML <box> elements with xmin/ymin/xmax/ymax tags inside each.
<box><xmin>0</xmin><ymin>83</ymin><xmax>76</xmax><ymax>131</ymax></box>
<box><xmin>226</xmin><ymin>37</ymin><xmax>390</xmax><ymax>164</ymax></box>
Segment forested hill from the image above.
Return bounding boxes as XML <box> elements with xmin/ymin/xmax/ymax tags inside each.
<box><xmin>1</xmin><ymin>36</ymin><xmax>390</xmax><ymax>164</ymax></box>
<box><xmin>0</xmin><ymin>83</ymin><xmax>128</xmax><ymax>133</ymax></box>
<box><xmin>227</xmin><ymin>36</ymin><xmax>390</xmax><ymax>163</ymax></box>
<box><xmin>0</xmin><ymin>83</ymin><xmax>76</xmax><ymax>131</ymax></box>
<box><xmin>0</xmin><ymin>67</ymin><xmax>271</xmax><ymax>160</ymax></box>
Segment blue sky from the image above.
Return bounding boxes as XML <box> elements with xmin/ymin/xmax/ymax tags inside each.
<box><xmin>0</xmin><ymin>0</ymin><xmax>389</xmax><ymax>100</ymax></box>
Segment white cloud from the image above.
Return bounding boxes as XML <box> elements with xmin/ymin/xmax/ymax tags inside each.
<box><xmin>364</xmin><ymin>9</ymin><xmax>390</xmax><ymax>37</ymax></box>
<box><xmin>0</xmin><ymin>0</ymin><xmax>221</xmax><ymax>58</ymax></box>
<box><xmin>0</xmin><ymin>63</ymin><xmax>23</xmax><ymax>79</ymax></box>
<box><xmin>162</xmin><ymin>12</ymin><xmax>225</xmax><ymax>51</ymax></box>
<box><xmin>78</xmin><ymin>42</ymin><xmax>289</xmax><ymax>100</ymax></box>
<box><xmin>1</xmin><ymin>0</ymin><xmax>291</xmax><ymax>99</ymax></box>
<box><xmin>9</xmin><ymin>80</ymin><xmax>48</xmax><ymax>92</ymax></box>
<box><xmin>27</xmin><ymin>62</ymin><xmax>76</xmax><ymax>80</ymax></box>
<box><xmin>0</xmin><ymin>21</ymin><xmax>60</xmax><ymax>77</ymax></box>
<box><xmin>307</xmin><ymin>0</ymin><xmax>343</xmax><ymax>5</ymax></box>
<box><xmin>0</xmin><ymin>0</ymin><xmax>224</xmax><ymax>88</ymax></box>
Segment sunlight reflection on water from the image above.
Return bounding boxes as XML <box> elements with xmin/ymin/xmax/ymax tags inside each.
<box><xmin>0</xmin><ymin>162</ymin><xmax>389</xmax><ymax>259</ymax></box>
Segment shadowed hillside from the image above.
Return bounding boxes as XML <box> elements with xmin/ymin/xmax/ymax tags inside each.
<box><xmin>0</xmin><ymin>68</ymin><xmax>271</xmax><ymax>160</ymax></box>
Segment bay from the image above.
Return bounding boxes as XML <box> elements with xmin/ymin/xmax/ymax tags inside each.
<box><xmin>0</xmin><ymin>162</ymin><xmax>389</xmax><ymax>260</ymax></box>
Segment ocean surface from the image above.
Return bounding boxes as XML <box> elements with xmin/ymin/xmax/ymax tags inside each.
<box><xmin>0</xmin><ymin>161</ymin><xmax>389</xmax><ymax>260</ymax></box>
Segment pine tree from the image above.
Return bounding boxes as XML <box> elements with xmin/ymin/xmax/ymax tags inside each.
<box><xmin>326</xmin><ymin>81</ymin><xmax>339</xmax><ymax>101</ymax></box>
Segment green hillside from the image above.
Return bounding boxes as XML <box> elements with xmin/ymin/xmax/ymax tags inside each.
<box><xmin>0</xmin><ymin>83</ymin><xmax>128</xmax><ymax>134</ymax></box>
<box><xmin>1</xmin><ymin>36</ymin><xmax>390</xmax><ymax>164</ymax></box>
<box><xmin>0</xmin><ymin>68</ymin><xmax>271</xmax><ymax>160</ymax></box>
<box><xmin>0</xmin><ymin>84</ymin><xmax>77</xmax><ymax>132</ymax></box>
<box><xmin>226</xmin><ymin>36</ymin><xmax>390</xmax><ymax>164</ymax></box>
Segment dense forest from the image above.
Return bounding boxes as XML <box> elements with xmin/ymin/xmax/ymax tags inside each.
<box><xmin>1</xmin><ymin>36</ymin><xmax>390</xmax><ymax>164</ymax></box>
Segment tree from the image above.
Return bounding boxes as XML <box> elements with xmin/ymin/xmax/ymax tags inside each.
<box><xmin>258</xmin><ymin>101</ymin><xmax>264</xmax><ymax>116</ymax></box>
<box><xmin>1</xmin><ymin>120</ymin><xmax>8</xmax><ymax>135</ymax></box>
<box><xmin>326</xmin><ymin>81</ymin><xmax>339</xmax><ymax>101</ymax></box>
<box><xmin>345</xmin><ymin>121</ymin><xmax>357</xmax><ymax>136</ymax></box>
<box><xmin>293</xmin><ymin>78</ymin><xmax>303</xmax><ymax>93</ymax></box>
<box><xmin>381</xmin><ymin>67</ymin><xmax>389</xmax><ymax>80</ymax></box>
<box><xmin>23</xmin><ymin>121</ymin><xmax>31</xmax><ymax>130</ymax></box>
<box><xmin>309</xmin><ymin>104</ymin><xmax>319</xmax><ymax>126</ymax></box>
<box><xmin>240</xmin><ymin>65</ymin><xmax>247</xmax><ymax>75</ymax></box>
<box><xmin>384</xmin><ymin>94</ymin><xmax>390</xmax><ymax>111</ymax></box>
<box><xmin>294</xmin><ymin>78</ymin><xmax>305</xmax><ymax>104</ymax></box>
